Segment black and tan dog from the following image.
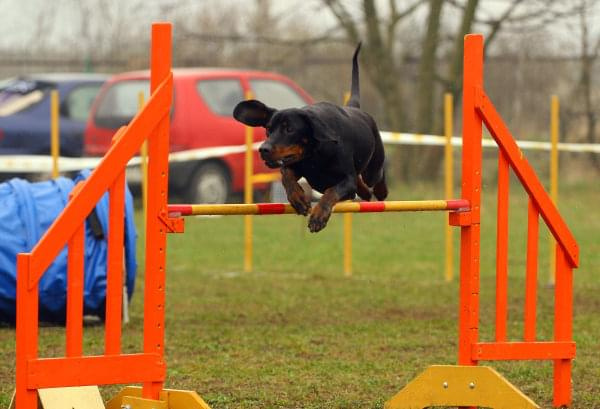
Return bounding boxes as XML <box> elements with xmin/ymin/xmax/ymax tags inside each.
<box><xmin>233</xmin><ymin>43</ymin><xmax>387</xmax><ymax>232</ymax></box>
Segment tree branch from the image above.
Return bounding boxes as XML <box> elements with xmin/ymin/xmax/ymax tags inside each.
<box><xmin>321</xmin><ymin>0</ymin><xmax>361</xmax><ymax>44</ymax></box>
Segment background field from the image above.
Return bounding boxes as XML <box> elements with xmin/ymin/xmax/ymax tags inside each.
<box><xmin>0</xmin><ymin>180</ymin><xmax>598</xmax><ymax>408</ymax></box>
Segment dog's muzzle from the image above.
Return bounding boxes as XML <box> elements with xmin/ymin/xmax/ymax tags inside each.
<box><xmin>259</xmin><ymin>141</ymin><xmax>280</xmax><ymax>168</ymax></box>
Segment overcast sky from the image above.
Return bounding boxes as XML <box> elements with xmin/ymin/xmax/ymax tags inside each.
<box><xmin>0</xmin><ymin>0</ymin><xmax>595</xmax><ymax>55</ymax></box>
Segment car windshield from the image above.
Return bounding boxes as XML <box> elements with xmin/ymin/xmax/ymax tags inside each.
<box><xmin>249</xmin><ymin>79</ymin><xmax>306</xmax><ymax>109</ymax></box>
<box><xmin>0</xmin><ymin>79</ymin><xmax>52</xmax><ymax>117</ymax></box>
<box><xmin>65</xmin><ymin>84</ymin><xmax>104</xmax><ymax>122</ymax></box>
<box><xmin>95</xmin><ymin>79</ymin><xmax>150</xmax><ymax>128</ymax></box>
<box><xmin>196</xmin><ymin>79</ymin><xmax>244</xmax><ymax>117</ymax></box>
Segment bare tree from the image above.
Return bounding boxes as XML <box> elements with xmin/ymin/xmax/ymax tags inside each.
<box><xmin>322</xmin><ymin>0</ymin><xmax>424</xmax><ymax>133</ymax></box>
<box><xmin>569</xmin><ymin>0</ymin><xmax>600</xmax><ymax>170</ymax></box>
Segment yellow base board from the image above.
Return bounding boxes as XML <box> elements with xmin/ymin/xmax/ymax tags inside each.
<box><xmin>9</xmin><ymin>386</ymin><xmax>105</xmax><ymax>409</ymax></box>
<box><xmin>106</xmin><ymin>386</ymin><xmax>211</xmax><ymax>409</ymax></box>
<box><xmin>385</xmin><ymin>365</ymin><xmax>540</xmax><ymax>409</ymax></box>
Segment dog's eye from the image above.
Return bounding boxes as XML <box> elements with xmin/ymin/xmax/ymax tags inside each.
<box><xmin>285</xmin><ymin>125</ymin><xmax>293</xmax><ymax>133</ymax></box>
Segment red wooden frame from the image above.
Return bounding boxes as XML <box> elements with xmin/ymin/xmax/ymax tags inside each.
<box><xmin>459</xmin><ymin>34</ymin><xmax>579</xmax><ymax>408</ymax></box>
<box><xmin>15</xmin><ymin>23</ymin><xmax>173</xmax><ymax>408</ymax></box>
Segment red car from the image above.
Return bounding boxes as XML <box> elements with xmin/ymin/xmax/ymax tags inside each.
<box><xmin>84</xmin><ymin>68</ymin><xmax>313</xmax><ymax>203</ymax></box>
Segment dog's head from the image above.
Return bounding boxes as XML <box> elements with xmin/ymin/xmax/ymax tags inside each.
<box><xmin>233</xmin><ymin>99</ymin><xmax>338</xmax><ymax>169</ymax></box>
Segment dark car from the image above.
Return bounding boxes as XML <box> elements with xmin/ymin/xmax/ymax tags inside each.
<box><xmin>0</xmin><ymin>74</ymin><xmax>107</xmax><ymax>157</ymax></box>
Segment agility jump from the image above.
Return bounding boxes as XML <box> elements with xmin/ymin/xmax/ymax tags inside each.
<box><xmin>13</xmin><ymin>24</ymin><xmax>578</xmax><ymax>409</ymax></box>
<box><xmin>167</xmin><ymin>199</ymin><xmax>469</xmax><ymax>216</ymax></box>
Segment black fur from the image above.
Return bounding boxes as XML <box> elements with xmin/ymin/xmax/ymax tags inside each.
<box><xmin>233</xmin><ymin>43</ymin><xmax>387</xmax><ymax>232</ymax></box>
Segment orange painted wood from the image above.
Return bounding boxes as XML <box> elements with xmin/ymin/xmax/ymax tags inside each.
<box><xmin>553</xmin><ymin>247</ymin><xmax>573</xmax><ymax>407</ymax></box>
<box><xmin>472</xmin><ymin>341</ymin><xmax>575</xmax><ymax>361</ymax></box>
<box><xmin>28</xmin><ymin>75</ymin><xmax>172</xmax><ymax>289</ymax></box>
<box><xmin>495</xmin><ymin>152</ymin><xmax>509</xmax><ymax>342</ymax></box>
<box><xmin>458</xmin><ymin>34</ymin><xmax>483</xmax><ymax>368</ymax></box>
<box><xmin>15</xmin><ymin>254</ymin><xmax>38</xmax><ymax>409</ymax></box>
<box><xmin>26</xmin><ymin>353</ymin><xmax>166</xmax><ymax>389</ymax></box>
<box><xmin>105</xmin><ymin>169</ymin><xmax>126</xmax><ymax>355</ymax></box>
<box><xmin>66</xmin><ymin>221</ymin><xmax>85</xmax><ymax>357</ymax></box>
<box><xmin>15</xmin><ymin>23</ymin><xmax>173</xmax><ymax>408</ymax></box>
<box><xmin>143</xmin><ymin>22</ymin><xmax>172</xmax><ymax>400</ymax></box>
<box><xmin>476</xmin><ymin>91</ymin><xmax>579</xmax><ymax>268</ymax></box>
<box><xmin>524</xmin><ymin>199</ymin><xmax>539</xmax><ymax>342</ymax></box>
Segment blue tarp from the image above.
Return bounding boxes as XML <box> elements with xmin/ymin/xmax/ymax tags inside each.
<box><xmin>0</xmin><ymin>170</ymin><xmax>137</xmax><ymax>322</ymax></box>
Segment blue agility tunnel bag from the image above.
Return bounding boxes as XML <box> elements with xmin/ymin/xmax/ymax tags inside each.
<box><xmin>0</xmin><ymin>169</ymin><xmax>136</xmax><ymax>322</ymax></box>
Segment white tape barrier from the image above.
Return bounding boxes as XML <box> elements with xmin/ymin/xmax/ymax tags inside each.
<box><xmin>0</xmin><ymin>142</ymin><xmax>263</xmax><ymax>173</ymax></box>
<box><xmin>1</xmin><ymin>134</ymin><xmax>599</xmax><ymax>174</ymax></box>
<box><xmin>380</xmin><ymin>131</ymin><xmax>600</xmax><ymax>153</ymax></box>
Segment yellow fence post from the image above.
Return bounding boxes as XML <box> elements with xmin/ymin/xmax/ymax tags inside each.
<box><xmin>343</xmin><ymin>213</ymin><xmax>352</xmax><ymax>276</ymax></box>
<box><xmin>244</xmin><ymin>91</ymin><xmax>254</xmax><ymax>273</ymax></box>
<box><xmin>50</xmin><ymin>90</ymin><xmax>60</xmax><ymax>178</ymax></box>
<box><xmin>342</xmin><ymin>91</ymin><xmax>352</xmax><ymax>276</ymax></box>
<box><xmin>444</xmin><ymin>93</ymin><xmax>454</xmax><ymax>282</ymax></box>
<box><xmin>549</xmin><ymin>95</ymin><xmax>559</xmax><ymax>286</ymax></box>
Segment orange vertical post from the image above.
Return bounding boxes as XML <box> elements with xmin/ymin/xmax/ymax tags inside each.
<box><xmin>553</xmin><ymin>246</ymin><xmax>573</xmax><ymax>407</ymax></box>
<box><xmin>15</xmin><ymin>254</ymin><xmax>38</xmax><ymax>409</ymax></box>
<box><xmin>139</xmin><ymin>92</ymin><xmax>149</xmax><ymax>229</ymax></box>
<box><xmin>143</xmin><ymin>23</ymin><xmax>172</xmax><ymax>400</ymax></box>
<box><xmin>66</xmin><ymin>204</ymin><xmax>85</xmax><ymax>357</ymax></box>
<box><xmin>524</xmin><ymin>199</ymin><xmax>539</xmax><ymax>342</ymax></box>
<box><xmin>495</xmin><ymin>152</ymin><xmax>509</xmax><ymax>342</ymax></box>
<box><xmin>105</xmin><ymin>168</ymin><xmax>126</xmax><ymax>355</ymax></box>
<box><xmin>457</xmin><ymin>34</ymin><xmax>483</xmax><ymax>368</ymax></box>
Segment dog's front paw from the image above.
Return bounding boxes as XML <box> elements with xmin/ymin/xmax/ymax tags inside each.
<box><xmin>287</xmin><ymin>187</ymin><xmax>311</xmax><ymax>216</ymax></box>
<box><xmin>308</xmin><ymin>203</ymin><xmax>332</xmax><ymax>233</ymax></box>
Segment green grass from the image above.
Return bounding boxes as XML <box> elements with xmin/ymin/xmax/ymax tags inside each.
<box><xmin>0</xmin><ymin>181</ymin><xmax>598</xmax><ymax>408</ymax></box>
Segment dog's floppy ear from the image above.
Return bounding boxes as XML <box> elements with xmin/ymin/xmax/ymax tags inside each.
<box><xmin>301</xmin><ymin>111</ymin><xmax>339</xmax><ymax>144</ymax></box>
<box><xmin>233</xmin><ymin>100</ymin><xmax>276</xmax><ymax>127</ymax></box>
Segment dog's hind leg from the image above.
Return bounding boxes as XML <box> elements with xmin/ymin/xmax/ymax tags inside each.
<box><xmin>356</xmin><ymin>175</ymin><xmax>372</xmax><ymax>201</ymax></box>
<box><xmin>372</xmin><ymin>170</ymin><xmax>388</xmax><ymax>201</ymax></box>
<box><xmin>361</xmin><ymin>130</ymin><xmax>388</xmax><ymax>201</ymax></box>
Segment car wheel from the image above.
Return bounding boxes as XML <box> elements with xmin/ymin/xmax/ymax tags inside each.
<box><xmin>187</xmin><ymin>162</ymin><xmax>230</xmax><ymax>204</ymax></box>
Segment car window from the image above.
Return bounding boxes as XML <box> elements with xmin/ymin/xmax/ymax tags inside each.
<box><xmin>196</xmin><ymin>79</ymin><xmax>243</xmax><ymax>117</ymax></box>
<box><xmin>95</xmin><ymin>79</ymin><xmax>150</xmax><ymax>128</ymax></box>
<box><xmin>63</xmin><ymin>84</ymin><xmax>103</xmax><ymax>122</ymax></box>
<box><xmin>0</xmin><ymin>79</ymin><xmax>52</xmax><ymax>117</ymax></box>
<box><xmin>249</xmin><ymin>79</ymin><xmax>306</xmax><ymax>109</ymax></box>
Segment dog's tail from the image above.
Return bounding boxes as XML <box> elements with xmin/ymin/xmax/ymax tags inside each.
<box><xmin>347</xmin><ymin>42</ymin><xmax>362</xmax><ymax>108</ymax></box>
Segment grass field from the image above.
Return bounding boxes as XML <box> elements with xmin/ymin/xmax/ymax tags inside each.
<box><xmin>0</xmin><ymin>180</ymin><xmax>598</xmax><ymax>408</ymax></box>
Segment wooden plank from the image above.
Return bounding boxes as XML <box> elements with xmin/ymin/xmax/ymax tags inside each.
<box><xmin>554</xmin><ymin>247</ymin><xmax>574</xmax><ymax>406</ymax></box>
<box><xmin>496</xmin><ymin>152</ymin><xmax>510</xmax><ymax>342</ymax></box>
<box><xmin>524</xmin><ymin>199</ymin><xmax>539</xmax><ymax>341</ymax></box>
<box><xmin>39</xmin><ymin>386</ymin><xmax>104</xmax><ymax>409</ymax></box>
<box><xmin>472</xmin><ymin>341</ymin><xmax>575</xmax><ymax>361</ymax></box>
<box><xmin>143</xmin><ymin>21</ymin><xmax>172</xmax><ymax>401</ymax></box>
<box><xmin>475</xmin><ymin>90</ymin><xmax>578</xmax><ymax>267</ymax></box>
<box><xmin>27</xmin><ymin>353</ymin><xmax>165</xmax><ymax>389</ymax></box>
<box><xmin>458</xmin><ymin>33</ymin><xmax>483</xmax><ymax>369</ymax></box>
<box><xmin>385</xmin><ymin>365</ymin><xmax>539</xmax><ymax>409</ymax></box>
<box><xmin>105</xmin><ymin>169</ymin><xmax>126</xmax><ymax>355</ymax></box>
<box><xmin>66</xmin><ymin>221</ymin><xmax>85</xmax><ymax>357</ymax></box>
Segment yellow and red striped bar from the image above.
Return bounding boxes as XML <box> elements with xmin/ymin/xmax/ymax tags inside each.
<box><xmin>168</xmin><ymin>199</ymin><xmax>469</xmax><ymax>217</ymax></box>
